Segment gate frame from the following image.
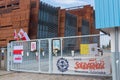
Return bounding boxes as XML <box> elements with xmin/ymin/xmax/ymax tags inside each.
<box><xmin>7</xmin><ymin>34</ymin><xmax>112</xmax><ymax>77</ymax></box>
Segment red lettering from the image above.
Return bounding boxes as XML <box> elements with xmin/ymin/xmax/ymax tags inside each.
<box><xmin>74</xmin><ymin>60</ymin><xmax>105</xmax><ymax>70</ymax></box>
<box><xmin>100</xmin><ymin>61</ymin><xmax>105</xmax><ymax>69</ymax></box>
<box><xmin>15</xmin><ymin>57</ymin><xmax>21</xmax><ymax>60</ymax></box>
<box><xmin>74</xmin><ymin>62</ymin><xmax>80</xmax><ymax>69</ymax></box>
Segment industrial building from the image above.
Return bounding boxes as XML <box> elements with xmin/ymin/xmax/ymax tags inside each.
<box><xmin>0</xmin><ymin>0</ymin><xmax>39</xmax><ymax>47</ymax></box>
<box><xmin>0</xmin><ymin>0</ymin><xmax>99</xmax><ymax>47</ymax></box>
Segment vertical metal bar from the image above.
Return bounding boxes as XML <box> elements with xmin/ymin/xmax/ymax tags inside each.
<box><xmin>49</xmin><ymin>39</ymin><xmax>52</xmax><ymax>73</ymax></box>
<box><xmin>38</xmin><ymin>40</ymin><xmax>41</xmax><ymax>72</ymax></box>
<box><xmin>112</xmin><ymin>53</ymin><xmax>117</xmax><ymax>80</ymax></box>
<box><xmin>60</xmin><ymin>38</ymin><xmax>63</xmax><ymax>57</ymax></box>
<box><xmin>7</xmin><ymin>43</ymin><xmax>10</xmax><ymax>71</ymax></box>
<box><xmin>115</xmin><ymin>27</ymin><xmax>119</xmax><ymax>80</ymax></box>
<box><xmin>10</xmin><ymin>42</ymin><xmax>13</xmax><ymax>70</ymax></box>
<box><xmin>59</xmin><ymin>38</ymin><xmax>64</xmax><ymax>75</ymax></box>
<box><xmin>4</xmin><ymin>48</ymin><xmax>6</xmax><ymax>70</ymax></box>
<box><xmin>112</xmin><ymin>27</ymin><xmax>119</xmax><ymax>80</ymax></box>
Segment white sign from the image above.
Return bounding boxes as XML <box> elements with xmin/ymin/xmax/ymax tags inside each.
<box><xmin>73</xmin><ymin>57</ymin><xmax>110</xmax><ymax>74</ymax></box>
<box><xmin>53</xmin><ymin>39</ymin><xmax>60</xmax><ymax>50</ymax></box>
<box><xmin>13</xmin><ymin>55</ymin><xmax>22</xmax><ymax>63</ymax></box>
<box><xmin>53</xmin><ymin>56</ymin><xmax>111</xmax><ymax>75</ymax></box>
<box><xmin>30</xmin><ymin>42</ymin><xmax>37</xmax><ymax>51</ymax></box>
<box><xmin>14</xmin><ymin>45</ymin><xmax>23</xmax><ymax>50</ymax></box>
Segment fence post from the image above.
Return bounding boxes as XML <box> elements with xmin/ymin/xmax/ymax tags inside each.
<box><xmin>4</xmin><ymin>48</ymin><xmax>7</xmax><ymax>70</ymax></box>
<box><xmin>10</xmin><ymin>42</ymin><xmax>13</xmax><ymax>70</ymax></box>
<box><xmin>7</xmin><ymin>43</ymin><xmax>10</xmax><ymax>71</ymax></box>
<box><xmin>111</xmin><ymin>27</ymin><xmax>120</xmax><ymax>80</ymax></box>
<box><xmin>60</xmin><ymin>38</ymin><xmax>63</xmax><ymax>57</ymax></box>
<box><xmin>38</xmin><ymin>40</ymin><xmax>41</xmax><ymax>72</ymax></box>
<box><xmin>49</xmin><ymin>39</ymin><xmax>52</xmax><ymax>73</ymax></box>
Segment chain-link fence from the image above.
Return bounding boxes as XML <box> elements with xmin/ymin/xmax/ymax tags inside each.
<box><xmin>7</xmin><ymin>34</ymin><xmax>112</xmax><ymax>76</ymax></box>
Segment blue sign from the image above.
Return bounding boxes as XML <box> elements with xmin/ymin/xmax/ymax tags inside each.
<box><xmin>57</xmin><ymin>58</ymin><xmax>69</xmax><ymax>72</ymax></box>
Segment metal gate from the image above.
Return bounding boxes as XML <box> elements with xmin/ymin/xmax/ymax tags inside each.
<box><xmin>7</xmin><ymin>34</ymin><xmax>112</xmax><ymax>76</ymax></box>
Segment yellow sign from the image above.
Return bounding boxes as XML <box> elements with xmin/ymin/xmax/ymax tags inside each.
<box><xmin>80</xmin><ymin>44</ymin><xmax>89</xmax><ymax>55</ymax></box>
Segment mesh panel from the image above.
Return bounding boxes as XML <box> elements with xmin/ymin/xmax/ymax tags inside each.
<box><xmin>9</xmin><ymin>34</ymin><xmax>111</xmax><ymax>76</ymax></box>
<box><xmin>11</xmin><ymin>40</ymin><xmax>39</xmax><ymax>71</ymax></box>
<box><xmin>40</xmin><ymin>40</ymin><xmax>49</xmax><ymax>72</ymax></box>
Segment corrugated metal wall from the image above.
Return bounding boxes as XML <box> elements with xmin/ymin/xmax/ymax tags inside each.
<box><xmin>95</xmin><ymin>0</ymin><xmax>120</xmax><ymax>29</ymax></box>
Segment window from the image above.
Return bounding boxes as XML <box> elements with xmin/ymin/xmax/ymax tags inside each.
<box><xmin>12</xmin><ymin>2</ymin><xmax>19</xmax><ymax>10</ymax></box>
<box><xmin>31</xmin><ymin>1</ymin><xmax>36</xmax><ymax>8</ymax></box>
<box><xmin>0</xmin><ymin>6</ymin><xmax>5</xmax><ymax>9</ymax></box>
<box><xmin>7</xmin><ymin>4</ymin><xmax>12</xmax><ymax>7</ymax></box>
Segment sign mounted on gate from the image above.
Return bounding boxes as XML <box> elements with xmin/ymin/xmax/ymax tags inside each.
<box><xmin>13</xmin><ymin>45</ymin><xmax>23</xmax><ymax>54</ymax></box>
<box><xmin>57</xmin><ymin>58</ymin><xmax>69</xmax><ymax>72</ymax></box>
<box><xmin>52</xmin><ymin>39</ymin><xmax>61</xmax><ymax>56</ymax></box>
<box><xmin>30</xmin><ymin>41</ymin><xmax>37</xmax><ymax>52</ymax></box>
<box><xmin>13</xmin><ymin>45</ymin><xmax>23</xmax><ymax>63</ymax></box>
<box><xmin>53</xmin><ymin>56</ymin><xmax>111</xmax><ymax>75</ymax></box>
<box><xmin>13</xmin><ymin>55</ymin><xmax>22</xmax><ymax>63</ymax></box>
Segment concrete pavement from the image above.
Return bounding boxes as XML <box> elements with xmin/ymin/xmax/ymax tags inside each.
<box><xmin>0</xmin><ymin>70</ymin><xmax>112</xmax><ymax>80</ymax></box>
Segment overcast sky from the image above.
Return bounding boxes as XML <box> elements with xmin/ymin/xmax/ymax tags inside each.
<box><xmin>41</xmin><ymin>0</ymin><xmax>94</xmax><ymax>8</ymax></box>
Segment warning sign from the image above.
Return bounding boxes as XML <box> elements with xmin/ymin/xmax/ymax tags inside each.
<box><xmin>13</xmin><ymin>55</ymin><xmax>22</xmax><ymax>63</ymax></box>
<box><xmin>80</xmin><ymin>44</ymin><xmax>89</xmax><ymax>55</ymax></box>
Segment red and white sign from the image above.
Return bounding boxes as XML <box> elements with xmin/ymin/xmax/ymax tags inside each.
<box><xmin>73</xmin><ymin>58</ymin><xmax>106</xmax><ymax>74</ymax></box>
<box><xmin>30</xmin><ymin>42</ymin><xmax>37</xmax><ymax>51</ymax></box>
<box><xmin>71</xmin><ymin>57</ymin><xmax>110</xmax><ymax>74</ymax></box>
<box><xmin>13</xmin><ymin>55</ymin><xmax>22</xmax><ymax>63</ymax></box>
<box><xmin>53</xmin><ymin>56</ymin><xmax>111</xmax><ymax>75</ymax></box>
<box><xmin>13</xmin><ymin>45</ymin><xmax>23</xmax><ymax>54</ymax></box>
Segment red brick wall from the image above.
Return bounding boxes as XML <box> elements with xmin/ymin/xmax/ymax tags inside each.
<box><xmin>29</xmin><ymin>0</ymin><xmax>39</xmax><ymax>39</ymax></box>
<box><xmin>0</xmin><ymin>0</ymin><xmax>40</xmax><ymax>47</ymax></box>
<box><xmin>0</xmin><ymin>0</ymin><xmax>31</xmax><ymax>47</ymax></box>
<box><xmin>59</xmin><ymin>9</ymin><xmax>66</xmax><ymax>37</ymax></box>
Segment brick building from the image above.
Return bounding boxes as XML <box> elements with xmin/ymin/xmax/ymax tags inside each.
<box><xmin>58</xmin><ymin>6</ymin><xmax>99</xmax><ymax>51</ymax></box>
<box><xmin>0</xmin><ymin>0</ymin><xmax>39</xmax><ymax>47</ymax></box>
<box><xmin>0</xmin><ymin>0</ymin><xmax>99</xmax><ymax>47</ymax></box>
<box><xmin>59</xmin><ymin>9</ymin><xmax>77</xmax><ymax>37</ymax></box>
<box><xmin>59</xmin><ymin>5</ymin><xmax>99</xmax><ymax>36</ymax></box>
<box><xmin>67</xmin><ymin>5</ymin><xmax>99</xmax><ymax>44</ymax></box>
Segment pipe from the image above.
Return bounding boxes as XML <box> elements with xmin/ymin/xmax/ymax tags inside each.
<box><xmin>115</xmin><ymin>27</ymin><xmax>119</xmax><ymax>80</ymax></box>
